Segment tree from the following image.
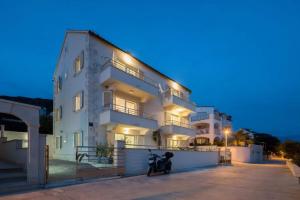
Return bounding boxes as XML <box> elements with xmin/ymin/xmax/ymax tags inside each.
<box><xmin>152</xmin><ymin>130</ymin><xmax>161</xmax><ymax>146</ymax></box>
<box><xmin>233</xmin><ymin>129</ymin><xmax>252</xmax><ymax>146</ymax></box>
<box><xmin>39</xmin><ymin>115</ymin><xmax>53</xmax><ymax>134</ymax></box>
<box><xmin>253</xmin><ymin>133</ymin><xmax>280</xmax><ymax>155</ymax></box>
<box><xmin>280</xmin><ymin>140</ymin><xmax>300</xmax><ymax>166</ymax></box>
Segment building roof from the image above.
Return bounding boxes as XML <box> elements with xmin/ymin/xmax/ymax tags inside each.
<box><xmin>66</xmin><ymin>30</ymin><xmax>192</xmax><ymax>93</ymax></box>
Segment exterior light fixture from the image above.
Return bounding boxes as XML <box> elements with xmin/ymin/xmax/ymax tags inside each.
<box><xmin>223</xmin><ymin>127</ymin><xmax>231</xmax><ymax>164</ymax></box>
<box><xmin>123</xmin><ymin>54</ymin><xmax>133</xmax><ymax>65</ymax></box>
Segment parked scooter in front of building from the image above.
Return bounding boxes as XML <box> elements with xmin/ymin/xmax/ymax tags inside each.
<box><xmin>147</xmin><ymin>149</ymin><xmax>174</xmax><ymax>176</ymax></box>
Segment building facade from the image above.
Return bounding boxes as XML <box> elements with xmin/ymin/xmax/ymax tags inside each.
<box><xmin>191</xmin><ymin>106</ymin><xmax>232</xmax><ymax>145</ymax></box>
<box><xmin>53</xmin><ymin>30</ymin><xmax>196</xmax><ymax>160</ymax></box>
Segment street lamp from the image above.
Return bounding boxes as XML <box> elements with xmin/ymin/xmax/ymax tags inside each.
<box><xmin>224</xmin><ymin>127</ymin><xmax>231</xmax><ymax>149</ymax></box>
<box><xmin>223</xmin><ymin>127</ymin><xmax>231</xmax><ymax>164</ymax></box>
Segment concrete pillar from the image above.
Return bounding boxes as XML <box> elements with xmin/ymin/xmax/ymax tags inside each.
<box><xmin>27</xmin><ymin>125</ymin><xmax>40</xmax><ymax>184</ymax></box>
<box><xmin>38</xmin><ymin>134</ymin><xmax>47</xmax><ymax>184</ymax></box>
<box><xmin>113</xmin><ymin>140</ymin><xmax>125</xmax><ymax>175</ymax></box>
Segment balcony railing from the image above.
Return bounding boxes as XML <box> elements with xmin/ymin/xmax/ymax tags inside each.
<box><xmin>103</xmin><ymin>103</ymin><xmax>154</xmax><ymax>120</ymax></box>
<box><xmin>164</xmin><ymin>120</ymin><xmax>192</xmax><ymax>129</ymax></box>
<box><xmin>196</xmin><ymin>128</ymin><xmax>209</xmax><ymax>135</ymax></box>
<box><xmin>164</xmin><ymin>89</ymin><xmax>187</xmax><ymax>101</ymax></box>
<box><xmin>103</xmin><ymin>58</ymin><xmax>158</xmax><ymax>88</ymax></box>
<box><xmin>191</xmin><ymin>112</ymin><xmax>209</xmax><ymax>121</ymax></box>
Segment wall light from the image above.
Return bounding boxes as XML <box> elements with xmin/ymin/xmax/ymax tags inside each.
<box><xmin>124</xmin><ymin>128</ymin><xmax>129</xmax><ymax>134</ymax></box>
<box><xmin>123</xmin><ymin>54</ymin><xmax>133</xmax><ymax>65</ymax></box>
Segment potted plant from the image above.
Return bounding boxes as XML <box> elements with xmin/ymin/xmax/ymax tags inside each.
<box><xmin>96</xmin><ymin>143</ymin><xmax>114</xmax><ymax>164</ymax></box>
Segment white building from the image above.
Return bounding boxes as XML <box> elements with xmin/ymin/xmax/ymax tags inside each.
<box><xmin>53</xmin><ymin>30</ymin><xmax>196</xmax><ymax>160</ymax></box>
<box><xmin>191</xmin><ymin>106</ymin><xmax>232</xmax><ymax>145</ymax></box>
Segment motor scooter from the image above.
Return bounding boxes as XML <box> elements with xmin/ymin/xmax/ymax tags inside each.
<box><xmin>147</xmin><ymin>149</ymin><xmax>174</xmax><ymax>176</ymax></box>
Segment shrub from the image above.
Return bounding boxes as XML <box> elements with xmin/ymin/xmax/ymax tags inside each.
<box><xmin>280</xmin><ymin>140</ymin><xmax>300</xmax><ymax>166</ymax></box>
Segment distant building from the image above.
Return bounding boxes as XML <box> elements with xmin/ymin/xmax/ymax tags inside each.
<box><xmin>191</xmin><ymin>106</ymin><xmax>232</xmax><ymax>145</ymax></box>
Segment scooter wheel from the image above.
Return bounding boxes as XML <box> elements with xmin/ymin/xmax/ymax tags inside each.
<box><xmin>147</xmin><ymin>167</ymin><xmax>152</xmax><ymax>176</ymax></box>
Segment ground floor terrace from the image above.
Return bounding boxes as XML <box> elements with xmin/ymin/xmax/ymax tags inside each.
<box><xmin>3</xmin><ymin>160</ymin><xmax>299</xmax><ymax>200</ymax></box>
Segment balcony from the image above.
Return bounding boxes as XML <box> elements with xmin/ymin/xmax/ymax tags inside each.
<box><xmin>191</xmin><ymin>112</ymin><xmax>209</xmax><ymax>122</ymax></box>
<box><xmin>160</xmin><ymin>120</ymin><xmax>195</xmax><ymax>137</ymax></box>
<box><xmin>100</xmin><ymin>59</ymin><xmax>159</xmax><ymax>98</ymax></box>
<box><xmin>99</xmin><ymin>104</ymin><xmax>158</xmax><ymax>130</ymax></box>
<box><xmin>163</xmin><ymin>90</ymin><xmax>195</xmax><ymax>114</ymax></box>
<box><xmin>196</xmin><ymin>128</ymin><xmax>210</xmax><ymax>135</ymax></box>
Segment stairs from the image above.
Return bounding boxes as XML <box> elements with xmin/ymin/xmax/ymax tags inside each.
<box><xmin>0</xmin><ymin>161</ymin><xmax>27</xmax><ymax>192</ymax></box>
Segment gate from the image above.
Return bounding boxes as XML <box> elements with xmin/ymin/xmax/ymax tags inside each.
<box><xmin>45</xmin><ymin>145</ymin><xmax>124</xmax><ymax>184</ymax></box>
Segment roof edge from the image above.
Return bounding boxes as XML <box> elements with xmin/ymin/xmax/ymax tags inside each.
<box><xmin>86</xmin><ymin>30</ymin><xmax>192</xmax><ymax>93</ymax></box>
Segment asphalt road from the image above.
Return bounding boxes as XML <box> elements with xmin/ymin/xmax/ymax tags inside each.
<box><xmin>1</xmin><ymin>161</ymin><xmax>299</xmax><ymax>200</ymax></box>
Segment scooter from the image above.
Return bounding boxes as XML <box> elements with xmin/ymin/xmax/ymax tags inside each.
<box><xmin>147</xmin><ymin>149</ymin><xmax>174</xmax><ymax>176</ymax></box>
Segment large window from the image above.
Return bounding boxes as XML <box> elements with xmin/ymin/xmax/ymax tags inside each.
<box><xmin>73</xmin><ymin>132</ymin><xmax>82</xmax><ymax>147</ymax></box>
<box><xmin>167</xmin><ymin>138</ymin><xmax>186</xmax><ymax>148</ymax></box>
<box><xmin>113</xmin><ymin>57</ymin><xmax>139</xmax><ymax>78</ymax></box>
<box><xmin>115</xmin><ymin>133</ymin><xmax>144</xmax><ymax>146</ymax></box>
<box><xmin>169</xmin><ymin>88</ymin><xmax>185</xmax><ymax>99</ymax></box>
<box><xmin>74</xmin><ymin>91</ymin><xmax>84</xmax><ymax>111</ymax></box>
<box><xmin>114</xmin><ymin>96</ymin><xmax>138</xmax><ymax>116</ymax></box>
<box><xmin>165</xmin><ymin>113</ymin><xmax>189</xmax><ymax>128</ymax></box>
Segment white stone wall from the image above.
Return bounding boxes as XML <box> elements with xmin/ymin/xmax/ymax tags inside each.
<box><xmin>225</xmin><ymin>145</ymin><xmax>263</xmax><ymax>163</ymax></box>
<box><xmin>0</xmin><ymin>140</ymin><xmax>27</xmax><ymax>169</ymax></box>
<box><xmin>53</xmin><ymin>32</ymin><xmax>90</xmax><ymax>160</ymax></box>
<box><xmin>124</xmin><ymin>148</ymin><xmax>219</xmax><ymax>176</ymax></box>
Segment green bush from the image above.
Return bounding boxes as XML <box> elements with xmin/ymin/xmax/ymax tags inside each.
<box><xmin>96</xmin><ymin>143</ymin><xmax>114</xmax><ymax>158</ymax></box>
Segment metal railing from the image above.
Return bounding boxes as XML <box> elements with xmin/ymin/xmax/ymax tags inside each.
<box><xmin>164</xmin><ymin>88</ymin><xmax>187</xmax><ymax>100</ymax></box>
<box><xmin>196</xmin><ymin>128</ymin><xmax>209</xmax><ymax>134</ymax></box>
<box><xmin>124</xmin><ymin>143</ymin><xmax>218</xmax><ymax>152</ymax></box>
<box><xmin>164</xmin><ymin>120</ymin><xmax>192</xmax><ymax>129</ymax></box>
<box><xmin>103</xmin><ymin>58</ymin><xmax>158</xmax><ymax>88</ymax></box>
<box><xmin>191</xmin><ymin>113</ymin><xmax>209</xmax><ymax>121</ymax></box>
<box><xmin>164</xmin><ymin>89</ymin><xmax>196</xmax><ymax>107</ymax></box>
<box><xmin>103</xmin><ymin>103</ymin><xmax>154</xmax><ymax>120</ymax></box>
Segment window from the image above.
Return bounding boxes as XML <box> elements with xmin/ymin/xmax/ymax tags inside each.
<box><xmin>56</xmin><ymin>136</ymin><xmax>62</xmax><ymax>149</ymax></box>
<box><xmin>74</xmin><ymin>91</ymin><xmax>84</xmax><ymax>111</ymax></box>
<box><xmin>73</xmin><ymin>132</ymin><xmax>82</xmax><ymax>147</ymax></box>
<box><xmin>165</xmin><ymin>113</ymin><xmax>189</xmax><ymax>128</ymax></box>
<box><xmin>103</xmin><ymin>91</ymin><xmax>112</xmax><ymax>108</ymax></box>
<box><xmin>125</xmin><ymin>135</ymin><xmax>135</xmax><ymax>145</ymax></box>
<box><xmin>165</xmin><ymin>113</ymin><xmax>180</xmax><ymax>126</ymax></box>
<box><xmin>74</xmin><ymin>51</ymin><xmax>84</xmax><ymax>75</ymax></box>
<box><xmin>56</xmin><ymin>76</ymin><xmax>62</xmax><ymax>93</ymax></box>
<box><xmin>114</xmin><ymin>96</ymin><xmax>138</xmax><ymax>115</ymax></box>
<box><xmin>115</xmin><ymin>134</ymin><xmax>144</xmax><ymax>146</ymax></box>
<box><xmin>167</xmin><ymin>138</ymin><xmax>186</xmax><ymax>148</ymax></box>
<box><xmin>55</xmin><ymin>106</ymin><xmax>62</xmax><ymax>121</ymax></box>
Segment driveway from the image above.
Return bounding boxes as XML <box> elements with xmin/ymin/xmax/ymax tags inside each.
<box><xmin>1</xmin><ymin>161</ymin><xmax>299</xmax><ymax>200</ymax></box>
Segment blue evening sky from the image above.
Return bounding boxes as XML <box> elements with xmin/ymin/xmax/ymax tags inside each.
<box><xmin>0</xmin><ymin>0</ymin><xmax>299</xmax><ymax>140</ymax></box>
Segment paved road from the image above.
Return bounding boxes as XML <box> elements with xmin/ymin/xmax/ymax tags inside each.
<box><xmin>1</xmin><ymin>162</ymin><xmax>299</xmax><ymax>200</ymax></box>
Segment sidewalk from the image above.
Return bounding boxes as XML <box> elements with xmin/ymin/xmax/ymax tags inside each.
<box><xmin>1</xmin><ymin>161</ymin><xmax>299</xmax><ymax>200</ymax></box>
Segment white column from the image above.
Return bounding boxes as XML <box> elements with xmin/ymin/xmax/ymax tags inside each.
<box><xmin>113</xmin><ymin>140</ymin><xmax>125</xmax><ymax>175</ymax></box>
